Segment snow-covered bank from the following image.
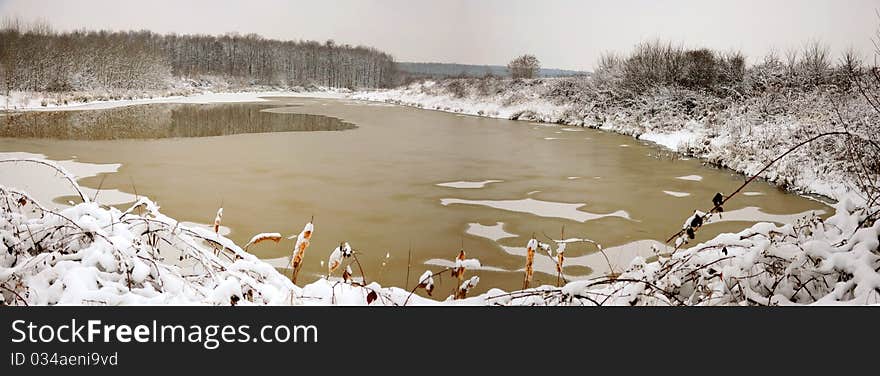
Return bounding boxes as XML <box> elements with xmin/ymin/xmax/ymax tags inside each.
<box><xmin>1</xmin><ymin>158</ymin><xmax>877</xmax><ymax>306</ymax></box>
<box><xmin>349</xmin><ymin>79</ymin><xmax>877</xmax><ymax>206</ymax></box>
<box><xmin>2</xmin><ymin>80</ymin><xmax>877</xmax><ymax>305</ymax></box>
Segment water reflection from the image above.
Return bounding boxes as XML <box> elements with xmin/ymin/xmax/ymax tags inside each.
<box><xmin>0</xmin><ymin>103</ymin><xmax>356</xmax><ymax>140</ymax></box>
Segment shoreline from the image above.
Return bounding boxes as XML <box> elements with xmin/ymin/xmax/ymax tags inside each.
<box><xmin>345</xmin><ymin>80</ymin><xmax>868</xmax><ymax>206</ymax></box>
<box><xmin>1</xmin><ymin>88</ymin><xmax>350</xmax><ymax>112</ymax></box>
<box><xmin>3</xmin><ymin>85</ymin><xmax>854</xmax><ymax>206</ymax></box>
<box><xmin>0</xmin><ymin>87</ymin><xmax>877</xmax><ymax>305</ymax></box>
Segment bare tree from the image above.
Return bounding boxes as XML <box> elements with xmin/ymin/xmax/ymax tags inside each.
<box><xmin>0</xmin><ymin>20</ymin><xmax>397</xmax><ymax>93</ymax></box>
<box><xmin>681</xmin><ymin>48</ymin><xmax>717</xmax><ymax>89</ymax></box>
<box><xmin>800</xmin><ymin>40</ymin><xmax>831</xmax><ymax>86</ymax></box>
<box><xmin>507</xmin><ymin>54</ymin><xmax>541</xmax><ymax>79</ymax></box>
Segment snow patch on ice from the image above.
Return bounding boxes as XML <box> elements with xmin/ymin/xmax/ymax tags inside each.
<box><xmin>436</xmin><ymin>180</ymin><xmax>503</xmax><ymax>189</ymax></box>
<box><xmin>711</xmin><ymin>207</ymin><xmax>825</xmax><ymax>225</ymax></box>
<box><xmin>676</xmin><ymin>175</ymin><xmax>703</xmax><ymax>181</ymax></box>
<box><xmin>465</xmin><ymin>222</ymin><xmax>517</xmax><ymax>242</ymax></box>
<box><xmin>662</xmin><ymin>190</ymin><xmax>691</xmax><ymax>197</ymax></box>
<box><xmin>424</xmin><ymin>258</ymin><xmax>508</xmax><ymax>272</ymax></box>
<box><xmin>498</xmin><ymin>239</ymin><xmax>670</xmax><ymax>279</ymax></box>
<box><xmin>9</xmin><ymin>90</ymin><xmax>349</xmax><ymax>112</ymax></box>
<box><xmin>180</xmin><ymin>221</ymin><xmax>232</xmax><ymax>237</ymax></box>
<box><xmin>440</xmin><ymin>197</ymin><xmax>630</xmax><ymax>223</ymax></box>
<box><xmin>0</xmin><ymin>152</ymin><xmax>136</xmax><ymax>209</ymax></box>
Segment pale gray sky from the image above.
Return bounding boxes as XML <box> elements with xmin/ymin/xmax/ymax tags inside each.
<box><xmin>1</xmin><ymin>0</ymin><xmax>877</xmax><ymax>70</ymax></box>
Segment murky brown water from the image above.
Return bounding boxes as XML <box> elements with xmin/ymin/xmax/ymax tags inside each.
<box><xmin>0</xmin><ymin>97</ymin><xmax>829</xmax><ymax>294</ymax></box>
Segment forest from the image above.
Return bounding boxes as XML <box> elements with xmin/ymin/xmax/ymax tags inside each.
<box><xmin>0</xmin><ymin>20</ymin><xmax>396</xmax><ymax>92</ymax></box>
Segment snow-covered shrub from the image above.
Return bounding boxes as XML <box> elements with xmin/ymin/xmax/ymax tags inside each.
<box><xmin>0</xmin><ymin>161</ymin><xmax>295</xmax><ymax>305</ymax></box>
<box><xmin>0</xmin><ymin>167</ymin><xmax>876</xmax><ymax>306</ymax></box>
<box><xmin>560</xmin><ymin>199</ymin><xmax>880</xmax><ymax>306</ymax></box>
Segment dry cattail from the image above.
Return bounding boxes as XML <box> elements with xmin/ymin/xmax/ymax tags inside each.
<box><xmin>210</xmin><ymin>207</ymin><xmax>224</xmax><ymax>255</ymax></box>
<box><xmin>555</xmin><ymin>242</ymin><xmax>566</xmax><ymax>287</ymax></box>
<box><xmin>523</xmin><ymin>238</ymin><xmax>537</xmax><ymax>289</ymax></box>
<box><xmin>213</xmin><ymin>207</ymin><xmax>223</xmax><ymax>234</ymax></box>
<box><xmin>456</xmin><ymin>276</ymin><xmax>480</xmax><ymax>299</ymax></box>
<box><xmin>556</xmin><ymin>244</ymin><xmax>566</xmax><ymax>274</ymax></box>
<box><xmin>243</xmin><ymin>232</ymin><xmax>282</xmax><ymax>251</ymax></box>
<box><xmin>417</xmin><ymin>270</ymin><xmax>435</xmax><ymax>296</ymax></box>
<box><xmin>450</xmin><ymin>250</ymin><xmax>482</xmax><ymax>299</ymax></box>
<box><xmin>289</xmin><ymin>221</ymin><xmax>314</xmax><ymax>284</ymax></box>
<box><xmin>327</xmin><ymin>242</ymin><xmax>352</xmax><ymax>276</ymax></box>
<box><xmin>451</xmin><ymin>249</ymin><xmax>466</xmax><ymax>286</ymax></box>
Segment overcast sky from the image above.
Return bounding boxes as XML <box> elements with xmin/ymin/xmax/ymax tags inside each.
<box><xmin>1</xmin><ymin>0</ymin><xmax>877</xmax><ymax>70</ymax></box>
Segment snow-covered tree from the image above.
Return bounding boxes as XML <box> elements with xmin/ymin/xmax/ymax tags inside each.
<box><xmin>507</xmin><ymin>54</ymin><xmax>540</xmax><ymax>79</ymax></box>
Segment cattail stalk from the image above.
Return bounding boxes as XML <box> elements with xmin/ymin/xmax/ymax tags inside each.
<box><xmin>452</xmin><ymin>250</ymin><xmax>466</xmax><ymax>299</ymax></box>
<box><xmin>289</xmin><ymin>221</ymin><xmax>314</xmax><ymax>284</ymax></box>
<box><xmin>523</xmin><ymin>238</ymin><xmax>537</xmax><ymax>289</ymax></box>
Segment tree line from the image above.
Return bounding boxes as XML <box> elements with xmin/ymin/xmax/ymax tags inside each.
<box><xmin>592</xmin><ymin>40</ymin><xmax>862</xmax><ymax>96</ymax></box>
<box><xmin>0</xmin><ymin>19</ymin><xmax>396</xmax><ymax>93</ymax></box>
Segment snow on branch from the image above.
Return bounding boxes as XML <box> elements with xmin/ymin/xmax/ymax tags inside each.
<box><xmin>0</xmin><ymin>179</ymin><xmax>295</xmax><ymax>305</ymax></box>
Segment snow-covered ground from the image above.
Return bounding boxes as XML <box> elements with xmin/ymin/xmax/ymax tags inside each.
<box><xmin>0</xmin><ymin>86</ymin><xmax>350</xmax><ymax>111</ymax></box>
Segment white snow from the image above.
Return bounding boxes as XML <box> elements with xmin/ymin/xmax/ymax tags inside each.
<box><xmin>460</xmin><ymin>276</ymin><xmax>480</xmax><ymax>292</ymax></box>
<box><xmin>440</xmin><ymin>197</ymin><xmax>630</xmax><ymax>223</ymax></box>
<box><xmin>454</xmin><ymin>257</ymin><xmax>482</xmax><ymax>270</ymax></box>
<box><xmin>435</xmin><ymin>180</ymin><xmax>503</xmax><ymax>189</ymax></box>
<box><xmin>244</xmin><ymin>232</ymin><xmax>282</xmax><ymax>249</ymax></box>
<box><xmin>639</xmin><ymin>129</ymin><xmax>698</xmax><ymax>152</ymax></box>
<box><xmin>180</xmin><ymin>221</ymin><xmax>232</xmax><ymax>237</ymax></box>
<box><xmin>0</xmin><ymin>152</ymin><xmax>137</xmax><ymax>209</ymax></box>
<box><xmin>710</xmin><ymin>207</ymin><xmax>825</xmax><ymax>225</ymax></box>
<box><xmin>0</xmin><ymin>183</ymin><xmax>296</xmax><ymax>305</ymax></box>
<box><xmin>3</xmin><ymin>89</ymin><xmax>349</xmax><ymax>112</ymax></box>
<box><xmin>662</xmin><ymin>190</ymin><xmax>691</xmax><ymax>197</ymax></box>
<box><xmin>327</xmin><ymin>242</ymin><xmax>352</xmax><ymax>275</ymax></box>
<box><xmin>676</xmin><ymin>175</ymin><xmax>703</xmax><ymax>181</ymax></box>
<box><xmin>351</xmin><ymin>81</ymin><xmax>568</xmax><ymax>123</ymax></box>
<box><xmin>465</xmin><ymin>222</ymin><xmax>517</xmax><ymax>242</ymax></box>
<box><xmin>424</xmin><ymin>259</ymin><xmax>508</xmax><ymax>272</ymax></box>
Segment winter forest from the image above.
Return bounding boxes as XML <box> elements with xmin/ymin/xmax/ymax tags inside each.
<box><xmin>0</xmin><ymin>19</ymin><xmax>396</xmax><ymax>92</ymax></box>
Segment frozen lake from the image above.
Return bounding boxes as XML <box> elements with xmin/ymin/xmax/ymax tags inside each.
<box><xmin>0</xmin><ymin>97</ymin><xmax>829</xmax><ymax>293</ymax></box>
